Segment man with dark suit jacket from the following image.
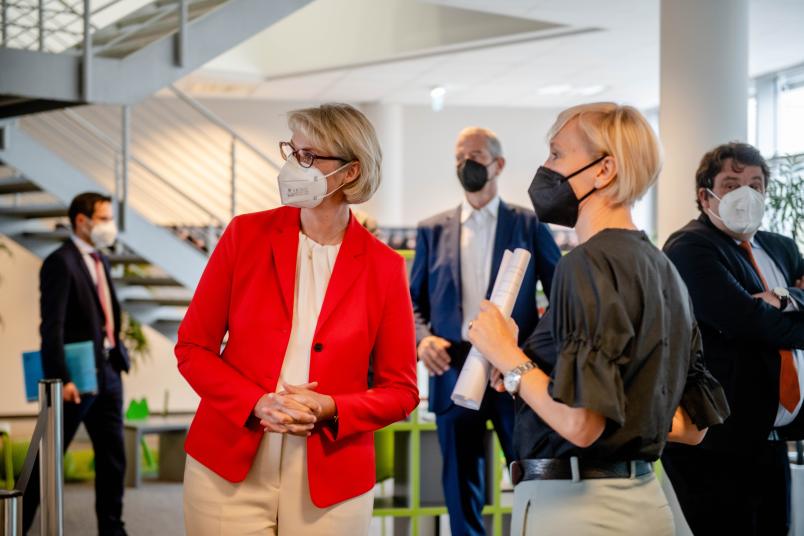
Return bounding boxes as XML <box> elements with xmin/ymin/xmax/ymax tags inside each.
<box><xmin>661</xmin><ymin>142</ymin><xmax>804</xmax><ymax>536</ymax></box>
<box><xmin>23</xmin><ymin>192</ymin><xmax>130</xmax><ymax>535</ymax></box>
<box><xmin>410</xmin><ymin>127</ymin><xmax>560</xmax><ymax>536</ymax></box>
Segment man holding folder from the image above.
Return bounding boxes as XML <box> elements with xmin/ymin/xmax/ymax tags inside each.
<box><xmin>23</xmin><ymin>192</ymin><xmax>129</xmax><ymax>535</ymax></box>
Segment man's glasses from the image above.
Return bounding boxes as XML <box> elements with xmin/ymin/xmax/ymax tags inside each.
<box><xmin>279</xmin><ymin>141</ymin><xmax>348</xmax><ymax>169</ymax></box>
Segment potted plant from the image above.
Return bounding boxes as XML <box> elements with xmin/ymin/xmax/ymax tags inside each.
<box><xmin>766</xmin><ymin>152</ymin><xmax>804</xmax><ymax>246</ymax></box>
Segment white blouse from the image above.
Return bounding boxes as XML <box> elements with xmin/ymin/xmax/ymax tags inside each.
<box><xmin>278</xmin><ymin>232</ymin><xmax>341</xmax><ymax>386</ymax></box>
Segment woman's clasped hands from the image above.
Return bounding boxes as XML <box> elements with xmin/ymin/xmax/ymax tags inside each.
<box><xmin>252</xmin><ymin>381</ymin><xmax>335</xmax><ymax>436</ymax></box>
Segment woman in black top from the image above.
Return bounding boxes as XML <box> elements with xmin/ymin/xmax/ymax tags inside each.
<box><xmin>468</xmin><ymin>103</ymin><xmax>729</xmax><ymax>535</ymax></box>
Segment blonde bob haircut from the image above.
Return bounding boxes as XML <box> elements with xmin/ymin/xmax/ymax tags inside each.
<box><xmin>547</xmin><ymin>102</ymin><xmax>663</xmax><ymax>206</ymax></box>
<box><xmin>287</xmin><ymin>103</ymin><xmax>382</xmax><ymax>204</ymax></box>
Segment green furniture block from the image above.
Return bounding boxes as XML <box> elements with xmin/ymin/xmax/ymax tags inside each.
<box><xmin>0</xmin><ymin>431</ymin><xmax>13</xmax><ymax>490</ymax></box>
<box><xmin>372</xmin><ymin>408</ymin><xmax>511</xmax><ymax>535</ymax></box>
<box><xmin>374</xmin><ymin>428</ymin><xmax>395</xmax><ymax>483</ymax></box>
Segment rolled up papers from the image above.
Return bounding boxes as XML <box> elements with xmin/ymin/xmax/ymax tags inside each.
<box><xmin>451</xmin><ymin>248</ymin><xmax>532</xmax><ymax>410</ymax></box>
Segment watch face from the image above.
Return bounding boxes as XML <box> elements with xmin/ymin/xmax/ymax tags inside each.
<box><xmin>775</xmin><ymin>287</ymin><xmax>790</xmax><ymax>298</ymax></box>
<box><xmin>503</xmin><ymin>373</ymin><xmax>518</xmax><ymax>394</ymax></box>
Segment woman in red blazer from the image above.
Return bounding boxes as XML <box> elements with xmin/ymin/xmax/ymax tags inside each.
<box><xmin>176</xmin><ymin>103</ymin><xmax>419</xmax><ymax>535</ymax></box>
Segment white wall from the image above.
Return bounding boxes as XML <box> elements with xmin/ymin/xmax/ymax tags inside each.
<box><xmin>0</xmin><ymin>235</ymin><xmax>199</xmax><ymax>417</ymax></box>
<box><xmin>198</xmin><ymin>98</ymin><xmax>655</xmax><ymax>231</ymax></box>
<box><xmin>198</xmin><ymin>98</ymin><xmax>564</xmax><ymax>225</ymax></box>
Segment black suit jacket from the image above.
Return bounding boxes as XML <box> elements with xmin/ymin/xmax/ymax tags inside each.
<box><xmin>40</xmin><ymin>239</ymin><xmax>130</xmax><ymax>385</ymax></box>
<box><xmin>664</xmin><ymin>215</ymin><xmax>804</xmax><ymax>451</ymax></box>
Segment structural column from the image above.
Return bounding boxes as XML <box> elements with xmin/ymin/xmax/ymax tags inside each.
<box><xmin>360</xmin><ymin>102</ymin><xmax>404</xmax><ymax>227</ymax></box>
<box><xmin>658</xmin><ymin>0</ymin><xmax>749</xmax><ymax>244</ymax></box>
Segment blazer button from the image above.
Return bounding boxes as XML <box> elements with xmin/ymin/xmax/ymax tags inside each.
<box><xmin>313</xmin><ymin>343</ymin><xmax>324</xmax><ymax>352</ymax></box>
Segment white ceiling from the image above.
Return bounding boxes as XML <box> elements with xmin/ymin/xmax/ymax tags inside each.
<box><xmin>182</xmin><ymin>0</ymin><xmax>804</xmax><ymax>109</ymax></box>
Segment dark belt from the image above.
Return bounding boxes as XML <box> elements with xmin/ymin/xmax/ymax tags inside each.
<box><xmin>511</xmin><ymin>458</ymin><xmax>653</xmax><ymax>485</ymax></box>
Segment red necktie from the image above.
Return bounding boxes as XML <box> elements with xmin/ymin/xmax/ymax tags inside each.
<box><xmin>739</xmin><ymin>241</ymin><xmax>800</xmax><ymax>412</ymax></box>
<box><xmin>90</xmin><ymin>252</ymin><xmax>116</xmax><ymax>349</ymax></box>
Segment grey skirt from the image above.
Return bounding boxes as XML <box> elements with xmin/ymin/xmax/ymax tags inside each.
<box><xmin>510</xmin><ymin>472</ymin><xmax>674</xmax><ymax>536</ymax></box>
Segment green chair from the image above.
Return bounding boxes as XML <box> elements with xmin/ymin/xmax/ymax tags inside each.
<box><xmin>125</xmin><ymin>398</ymin><xmax>158</xmax><ymax>474</ymax></box>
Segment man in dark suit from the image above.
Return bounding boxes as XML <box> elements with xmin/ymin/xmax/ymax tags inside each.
<box><xmin>661</xmin><ymin>142</ymin><xmax>804</xmax><ymax>536</ymax></box>
<box><xmin>410</xmin><ymin>127</ymin><xmax>560</xmax><ymax>536</ymax></box>
<box><xmin>23</xmin><ymin>192</ymin><xmax>129</xmax><ymax>535</ymax></box>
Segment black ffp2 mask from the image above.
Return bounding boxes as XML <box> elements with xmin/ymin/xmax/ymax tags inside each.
<box><xmin>527</xmin><ymin>156</ymin><xmax>607</xmax><ymax>228</ymax></box>
<box><xmin>457</xmin><ymin>159</ymin><xmax>494</xmax><ymax>193</ymax></box>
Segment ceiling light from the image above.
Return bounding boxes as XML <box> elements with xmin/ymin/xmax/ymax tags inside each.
<box><xmin>430</xmin><ymin>86</ymin><xmax>446</xmax><ymax>112</ymax></box>
<box><xmin>537</xmin><ymin>84</ymin><xmax>572</xmax><ymax>96</ymax></box>
<box><xmin>572</xmin><ymin>85</ymin><xmax>607</xmax><ymax>96</ymax></box>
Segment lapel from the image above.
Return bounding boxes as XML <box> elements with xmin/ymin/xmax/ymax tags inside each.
<box><xmin>268</xmin><ymin>207</ymin><xmax>302</xmax><ymax>320</ymax></box>
<box><xmin>443</xmin><ymin>206</ymin><xmax>462</xmax><ymax>302</ymax></box>
<box><xmin>754</xmin><ymin>232</ymin><xmax>792</xmax><ymax>284</ymax></box>
<box><xmin>699</xmin><ymin>215</ymin><xmax>768</xmax><ymax>293</ymax></box>
<box><xmin>315</xmin><ymin>211</ymin><xmax>368</xmax><ymax>333</ymax></box>
<box><xmin>64</xmin><ymin>239</ymin><xmax>104</xmax><ymax>315</ymax></box>
<box><xmin>487</xmin><ymin>200</ymin><xmax>513</xmax><ymax>297</ymax></box>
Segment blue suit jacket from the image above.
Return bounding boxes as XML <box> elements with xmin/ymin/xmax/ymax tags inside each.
<box><xmin>409</xmin><ymin>200</ymin><xmax>561</xmax><ymax>413</ymax></box>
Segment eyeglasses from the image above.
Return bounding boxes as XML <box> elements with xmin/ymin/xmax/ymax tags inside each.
<box><xmin>279</xmin><ymin>141</ymin><xmax>348</xmax><ymax>169</ymax></box>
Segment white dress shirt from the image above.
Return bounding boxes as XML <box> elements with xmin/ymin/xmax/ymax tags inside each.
<box><xmin>71</xmin><ymin>234</ymin><xmax>115</xmax><ymax>349</ymax></box>
<box><xmin>460</xmin><ymin>195</ymin><xmax>500</xmax><ymax>341</ymax></box>
<box><xmin>743</xmin><ymin>238</ymin><xmax>803</xmax><ymax>426</ymax></box>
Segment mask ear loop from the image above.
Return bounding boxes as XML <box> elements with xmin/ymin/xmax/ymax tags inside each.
<box><xmin>704</xmin><ymin>188</ymin><xmax>725</xmax><ymax>223</ymax></box>
<box><xmin>568</xmin><ymin>155</ymin><xmax>608</xmax><ymax>202</ymax></box>
<box><xmin>319</xmin><ymin>161</ymin><xmax>357</xmax><ymax>200</ymax></box>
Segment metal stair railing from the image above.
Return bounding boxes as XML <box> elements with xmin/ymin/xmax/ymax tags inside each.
<box><xmin>0</xmin><ymin>380</ymin><xmax>65</xmax><ymax>536</ymax></box>
<box><xmin>18</xmin><ymin>88</ymin><xmax>282</xmax><ymax>255</ymax></box>
<box><xmin>1</xmin><ymin>0</ymin><xmax>212</xmax><ymax>100</ymax></box>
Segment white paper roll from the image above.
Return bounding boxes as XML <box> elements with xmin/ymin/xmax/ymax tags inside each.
<box><xmin>451</xmin><ymin>248</ymin><xmax>532</xmax><ymax>410</ymax></box>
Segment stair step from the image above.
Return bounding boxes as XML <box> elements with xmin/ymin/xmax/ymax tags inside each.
<box><xmin>114</xmin><ymin>275</ymin><xmax>181</xmax><ymax>287</ymax></box>
<box><xmin>112</xmin><ymin>0</ymin><xmax>224</xmax><ymax>30</ymax></box>
<box><xmin>124</xmin><ymin>296</ymin><xmax>192</xmax><ymax>307</ymax></box>
<box><xmin>20</xmin><ymin>229</ymin><xmax>70</xmax><ymax>241</ymax></box>
<box><xmin>108</xmin><ymin>253</ymin><xmax>149</xmax><ymax>265</ymax></box>
<box><xmin>0</xmin><ymin>177</ymin><xmax>41</xmax><ymax>195</ymax></box>
<box><xmin>92</xmin><ymin>6</ymin><xmax>218</xmax><ymax>58</ymax></box>
<box><xmin>0</xmin><ymin>205</ymin><xmax>67</xmax><ymax>219</ymax></box>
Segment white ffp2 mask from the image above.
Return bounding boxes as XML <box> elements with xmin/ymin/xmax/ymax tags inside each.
<box><xmin>90</xmin><ymin>220</ymin><xmax>118</xmax><ymax>249</ymax></box>
<box><xmin>707</xmin><ymin>185</ymin><xmax>765</xmax><ymax>236</ymax></box>
<box><xmin>276</xmin><ymin>158</ymin><xmax>351</xmax><ymax>209</ymax></box>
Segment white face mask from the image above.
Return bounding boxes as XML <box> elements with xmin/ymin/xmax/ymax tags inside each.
<box><xmin>90</xmin><ymin>220</ymin><xmax>118</xmax><ymax>249</ymax></box>
<box><xmin>276</xmin><ymin>158</ymin><xmax>351</xmax><ymax>209</ymax></box>
<box><xmin>707</xmin><ymin>185</ymin><xmax>765</xmax><ymax>236</ymax></box>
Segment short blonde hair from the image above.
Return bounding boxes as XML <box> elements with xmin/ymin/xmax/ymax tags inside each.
<box><xmin>457</xmin><ymin>126</ymin><xmax>503</xmax><ymax>159</ymax></box>
<box><xmin>547</xmin><ymin>102</ymin><xmax>662</xmax><ymax>206</ymax></box>
<box><xmin>287</xmin><ymin>103</ymin><xmax>382</xmax><ymax>204</ymax></box>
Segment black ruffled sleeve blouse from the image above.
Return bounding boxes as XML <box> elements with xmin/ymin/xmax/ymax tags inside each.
<box><xmin>515</xmin><ymin>229</ymin><xmax>729</xmax><ymax>461</ymax></box>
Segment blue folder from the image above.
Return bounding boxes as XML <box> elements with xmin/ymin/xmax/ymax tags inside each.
<box><xmin>22</xmin><ymin>341</ymin><xmax>98</xmax><ymax>402</ymax></box>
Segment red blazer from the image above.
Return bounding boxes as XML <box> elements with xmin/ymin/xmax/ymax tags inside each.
<box><xmin>175</xmin><ymin>206</ymin><xmax>419</xmax><ymax>507</ymax></box>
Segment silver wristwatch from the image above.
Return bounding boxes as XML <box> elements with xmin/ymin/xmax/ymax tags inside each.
<box><xmin>503</xmin><ymin>361</ymin><xmax>537</xmax><ymax>396</ymax></box>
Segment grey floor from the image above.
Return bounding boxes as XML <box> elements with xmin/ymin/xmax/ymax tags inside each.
<box><xmin>28</xmin><ymin>481</ymin><xmax>185</xmax><ymax>536</ymax></box>
<box><xmin>26</xmin><ymin>481</ymin><xmax>400</xmax><ymax>536</ymax></box>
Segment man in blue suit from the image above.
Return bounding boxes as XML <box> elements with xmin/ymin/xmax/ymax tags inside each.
<box><xmin>410</xmin><ymin>127</ymin><xmax>560</xmax><ymax>536</ymax></box>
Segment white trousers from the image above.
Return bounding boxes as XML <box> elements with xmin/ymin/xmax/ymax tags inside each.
<box><xmin>183</xmin><ymin>432</ymin><xmax>374</xmax><ymax>535</ymax></box>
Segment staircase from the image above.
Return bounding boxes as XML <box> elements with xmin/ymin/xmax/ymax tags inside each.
<box><xmin>0</xmin><ymin>0</ymin><xmax>312</xmax><ymax>117</ymax></box>
<box><xmin>0</xmin><ymin>0</ymin><xmax>292</xmax><ymax>339</ymax></box>
<box><xmin>0</xmin><ymin>83</ymin><xmax>282</xmax><ymax>338</ymax></box>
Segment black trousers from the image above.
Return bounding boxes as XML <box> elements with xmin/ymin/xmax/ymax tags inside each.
<box><xmin>22</xmin><ymin>360</ymin><xmax>127</xmax><ymax>536</ymax></box>
<box><xmin>661</xmin><ymin>441</ymin><xmax>791</xmax><ymax>536</ymax></box>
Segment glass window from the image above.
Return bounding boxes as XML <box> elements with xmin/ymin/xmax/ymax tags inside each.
<box><xmin>777</xmin><ymin>85</ymin><xmax>804</xmax><ymax>155</ymax></box>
